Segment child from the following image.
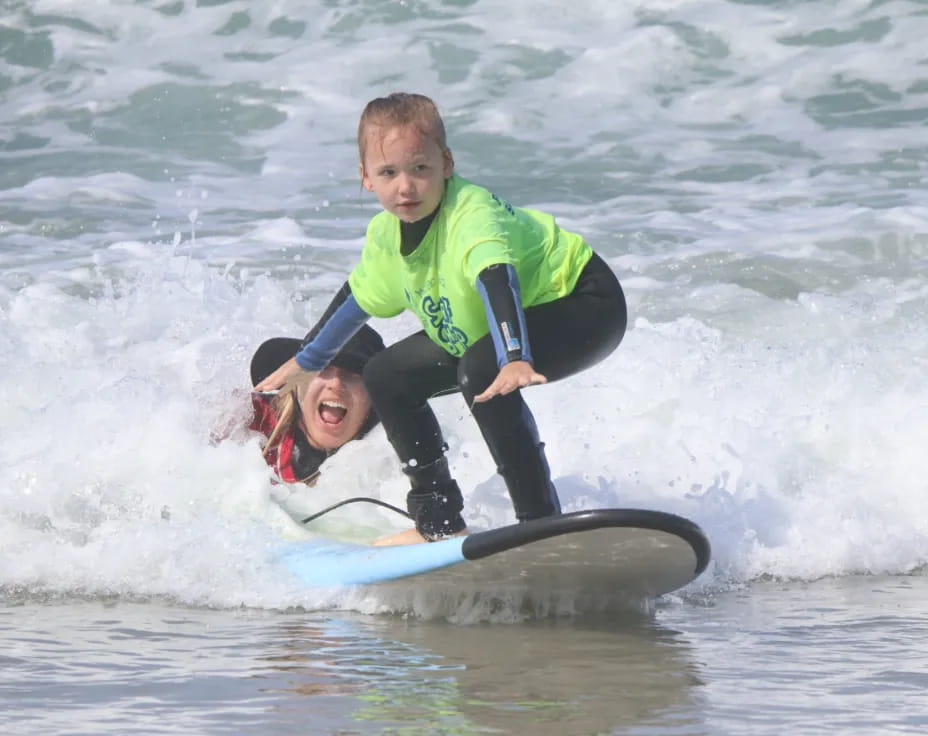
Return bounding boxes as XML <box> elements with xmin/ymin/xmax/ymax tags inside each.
<box><xmin>256</xmin><ymin>92</ymin><xmax>627</xmax><ymax>542</ymax></box>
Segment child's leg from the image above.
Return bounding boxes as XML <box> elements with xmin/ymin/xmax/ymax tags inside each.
<box><xmin>460</xmin><ymin>252</ymin><xmax>627</xmax><ymax>520</ymax></box>
<box><xmin>465</xmin><ymin>385</ymin><xmax>561</xmax><ymax>522</ymax></box>
<box><xmin>523</xmin><ymin>252</ymin><xmax>627</xmax><ymax>381</ymax></box>
<box><xmin>362</xmin><ymin>331</ymin><xmax>466</xmax><ymax>538</ymax></box>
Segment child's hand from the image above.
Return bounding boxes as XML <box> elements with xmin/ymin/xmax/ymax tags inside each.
<box><xmin>473</xmin><ymin>361</ymin><xmax>547</xmax><ymax>403</ymax></box>
<box><xmin>254</xmin><ymin>357</ymin><xmax>302</xmax><ymax>391</ymax></box>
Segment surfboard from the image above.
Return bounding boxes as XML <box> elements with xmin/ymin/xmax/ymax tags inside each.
<box><xmin>276</xmin><ymin>508</ymin><xmax>711</xmax><ymax>598</ymax></box>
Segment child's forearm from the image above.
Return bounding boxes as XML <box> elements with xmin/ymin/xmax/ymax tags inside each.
<box><xmin>295</xmin><ymin>284</ymin><xmax>371</xmax><ymax>371</ymax></box>
<box><xmin>476</xmin><ymin>263</ymin><xmax>533</xmax><ymax>368</ymax></box>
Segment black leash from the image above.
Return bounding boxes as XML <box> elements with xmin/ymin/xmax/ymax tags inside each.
<box><xmin>299</xmin><ymin>496</ymin><xmax>412</xmax><ymax>525</ymax></box>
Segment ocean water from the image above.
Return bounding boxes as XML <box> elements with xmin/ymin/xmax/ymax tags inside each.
<box><xmin>1</xmin><ymin>0</ymin><xmax>927</xmax><ymax>733</ymax></box>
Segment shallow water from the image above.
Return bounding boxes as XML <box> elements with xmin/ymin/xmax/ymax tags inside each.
<box><xmin>4</xmin><ymin>575</ymin><xmax>927</xmax><ymax>735</ymax></box>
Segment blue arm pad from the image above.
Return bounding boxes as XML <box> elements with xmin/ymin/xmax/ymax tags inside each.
<box><xmin>476</xmin><ymin>263</ymin><xmax>533</xmax><ymax>369</ymax></box>
<box><xmin>294</xmin><ymin>294</ymin><xmax>370</xmax><ymax>371</ymax></box>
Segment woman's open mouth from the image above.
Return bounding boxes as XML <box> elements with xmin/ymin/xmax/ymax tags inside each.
<box><xmin>319</xmin><ymin>400</ymin><xmax>347</xmax><ymax>425</ymax></box>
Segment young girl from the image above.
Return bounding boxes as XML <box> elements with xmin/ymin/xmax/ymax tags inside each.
<box><xmin>257</xmin><ymin>92</ymin><xmax>627</xmax><ymax>542</ymax></box>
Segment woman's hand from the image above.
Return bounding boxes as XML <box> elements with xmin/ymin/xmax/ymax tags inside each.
<box><xmin>254</xmin><ymin>357</ymin><xmax>303</xmax><ymax>392</ymax></box>
<box><xmin>473</xmin><ymin>360</ymin><xmax>547</xmax><ymax>403</ymax></box>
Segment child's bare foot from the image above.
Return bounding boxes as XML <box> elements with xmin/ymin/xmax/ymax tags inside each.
<box><xmin>372</xmin><ymin>527</ymin><xmax>469</xmax><ymax>546</ymax></box>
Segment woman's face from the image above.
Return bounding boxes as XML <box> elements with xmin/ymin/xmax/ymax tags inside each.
<box><xmin>299</xmin><ymin>365</ymin><xmax>372</xmax><ymax>450</ymax></box>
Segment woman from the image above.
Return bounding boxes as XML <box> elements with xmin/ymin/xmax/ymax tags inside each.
<box><xmin>249</xmin><ymin>324</ymin><xmax>385</xmax><ymax>484</ymax></box>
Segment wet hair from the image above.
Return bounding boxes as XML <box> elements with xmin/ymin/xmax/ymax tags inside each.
<box><xmin>357</xmin><ymin>92</ymin><xmax>449</xmax><ymax>166</ymax></box>
<box><xmin>262</xmin><ymin>372</ymin><xmax>315</xmax><ymax>459</ymax></box>
<box><xmin>249</xmin><ymin>373</ymin><xmax>331</xmax><ymax>485</ymax></box>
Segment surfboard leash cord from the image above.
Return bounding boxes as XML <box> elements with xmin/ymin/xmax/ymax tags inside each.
<box><xmin>300</xmin><ymin>497</ymin><xmax>412</xmax><ymax>525</ymax></box>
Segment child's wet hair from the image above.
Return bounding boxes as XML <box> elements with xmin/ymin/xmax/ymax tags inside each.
<box><xmin>357</xmin><ymin>92</ymin><xmax>448</xmax><ymax>164</ymax></box>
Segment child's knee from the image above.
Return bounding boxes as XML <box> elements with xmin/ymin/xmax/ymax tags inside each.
<box><xmin>361</xmin><ymin>349</ymin><xmax>393</xmax><ymax>397</ymax></box>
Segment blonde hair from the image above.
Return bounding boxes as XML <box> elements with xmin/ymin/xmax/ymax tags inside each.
<box><xmin>262</xmin><ymin>372</ymin><xmax>317</xmax><ymax>457</ymax></box>
<box><xmin>357</xmin><ymin>92</ymin><xmax>449</xmax><ymax>166</ymax></box>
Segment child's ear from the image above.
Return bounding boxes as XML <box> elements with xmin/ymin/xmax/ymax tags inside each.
<box><xmin>359</xmin><ymin>162</ymin><xmax>373</xmax><ymax>191</ymax></box>
<box><xmin>443</xmin><ymin>148</ymin><xmax>455</xmax><ymax>178</ymax></box>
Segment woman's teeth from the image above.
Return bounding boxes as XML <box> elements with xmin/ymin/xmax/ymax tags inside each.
<box><xmin>319</xmin><ymin>400</ymin><xmax>348</xmax><ymax>424</ymax></box>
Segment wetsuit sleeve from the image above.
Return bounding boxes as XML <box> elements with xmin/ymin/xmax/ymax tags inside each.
<box><xmin>476</xmin><ymin>264</ymin><xmax>533</xmax><ymax>368</ymax></box>
<box><xmin>294</xmin><ymin>281</ymin><xmax>371</xmax><ymax>371</ymax></box>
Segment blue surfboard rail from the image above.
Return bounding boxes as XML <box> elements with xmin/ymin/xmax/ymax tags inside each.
<box><xmin>276</xmin><ymin>535</ymin><xmax>467</xmax><ymax>587</ymax></box>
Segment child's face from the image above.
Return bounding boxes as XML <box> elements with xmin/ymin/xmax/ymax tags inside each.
<box><xmin>300</xmin><ymin>366</ymin><xmax>372</xmax><ymax>450</ymax></box>
<box><xmin>360</xmin><ymin>124</ymin><xmax>453</xmax><ymax>223</ymax></box>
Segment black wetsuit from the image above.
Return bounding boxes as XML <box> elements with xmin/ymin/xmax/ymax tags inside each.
<box><xmin>305</xmin><ymin>211</ymin><xmax>627</xmax><ymax>535</ymax></box>
<box><xmin>363</xmin><ymin>249</ymin><xmax>626</xmax><ymax>523</ymax></box>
